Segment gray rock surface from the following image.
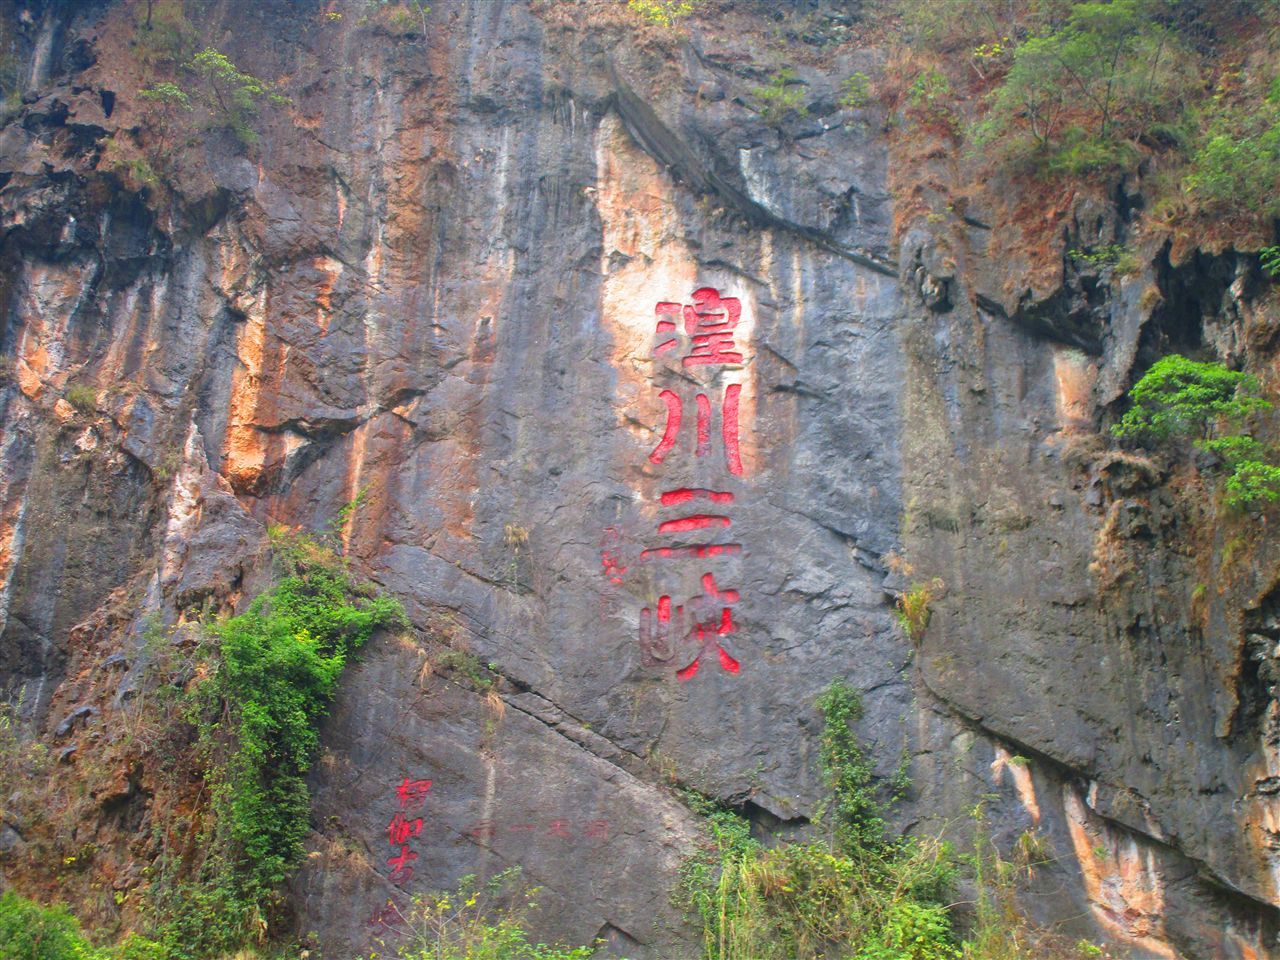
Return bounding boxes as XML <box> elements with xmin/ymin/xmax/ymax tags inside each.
<box><xmin>0</xmin><ymin>1</ymin><xmax>1278</xmax><ymax>958</ymax></box>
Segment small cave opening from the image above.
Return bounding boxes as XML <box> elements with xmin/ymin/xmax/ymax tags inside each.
<box><xmin>99</xmin><ymin>89</ymin><xmax>114</xmax><ymax>117</ymax></box>
<box><xmin>735</xmin><ymin>797</ymin><xmax>811</xmax><ymax>845</ymax></box>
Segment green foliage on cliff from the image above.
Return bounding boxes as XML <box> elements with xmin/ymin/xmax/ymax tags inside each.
<box><xmin>627</xmin><ymin>0</ymin><xmax>695</xmax><ymax>28</ymax></box>
<box><xmin>147</xmin><ymin>526</ymin><xmax>405</xmax><ymax>958</ymax></box>
<box><xmin>753</xmin><ymin>69</ymin><xmax>810</xmax><ymax>126</ymax></box>
<box><xmin>971</xmin><ymin>0</ymin><xmax>1193</xmax><ymax>176</ymax></box>
<box><xmin>363</xmin><ymin>869</ymin><xmax>595</xmax><ymax>960</ymax></box>
<box><xmin>898</xmin><ymin>0</ymin><xmax>1280</xmax><ymax>240</ymax></box>
<box><xmin>187</xmin><ymin>48</ymin><xmax>289</xmax><ymax>145</ymax></box>
<box><xmin>1114</xmin><ymin>354</ymin><xmax>1280</xmax><ymax>507</ymax></box>
<box><xmin>1112</xmin><ymin>355</ymin><xmax>1269</xmax><ymax>442</ymax></box>
<box><xmin>134</xmin><ymin>42</ymin><xmax>288</xmax><ymax>153</ymax></box>
<box><xmin>678</xmin><ymin>682</ymin><xmax>957</xmax><ymax>959</ymax></box>
<box><xmin>0</xmin><ymin>892</ymin><xmax>101</xmax><ymax>960</ymax></box>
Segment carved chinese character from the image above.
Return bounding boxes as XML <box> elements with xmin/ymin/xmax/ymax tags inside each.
<box><xmin>648</xmin><ymin>384</ymin><xmax>743</xmax><ymax>475</ymax></box>
<box><xmin>465</xmin><ymin>819</ymin><xmax>497</xmax><ymax>841</ymax></box>
<box><xmin>653</xmin><ymin>288</ymin><xmax>744</xmax><ymax>368</ymax></box>
<box><xmin>548</xmin><ymin>819</ymin><xmax>572</xmax><ymax>839</ymax></box>
<box><xmin>675</xmin><ymin>573</ymin><xmax>741</xmax><ymax>680</ymax></box>
<box><xmin>682</xmin><ymin>287</ymin><xmax>743</xmax><ymax>368</ymax></box>
<box><xmin>583</xmin><ymin>819</ymin><xmax>610</xmax><ymax>840</ymax></box>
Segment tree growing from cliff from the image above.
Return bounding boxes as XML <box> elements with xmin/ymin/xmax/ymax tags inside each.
<box><xmin>187</xmin><ymin>48</ymin><xmax>289</xmax><ymax>146</ymax></box>
<box><xmin>1113</xmin><ymin>354</ymin><xmax>1280</xmax><ymax>507</ymax></box>
<box><xmin>972</xmin><ymin>0</ymin><xmax>1197</xmax><ymax>176</ymax></box>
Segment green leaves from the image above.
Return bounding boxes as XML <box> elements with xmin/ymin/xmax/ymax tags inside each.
<box><xmin>1114</xmin><ymin>354</ymin><xmax>1280</xmax><ymax>508</ymax></box>
<box><xmin>1112</xmin><ymin>354</ymin><xmax>1269</xmax><ymax>443</ymax></box>
<box><xmin>0</xmin><ymin>892</ymin><xmax>106</xmax><ymax>960</ymax></box>
<box><xmin>816</xmin><ymin>680</ymin><xmax>887</xmax><ymax>857</ymax></box>
<box><xmin>152</xmin><ymin>530</ymin><xmax>405</xmax><ymax>957</ymax></box>
<box><xmin>975</xmin><ymin>0</ymin><xmax>1196</xmax><ymax>177</ymax></box>
<box><xmin>138</xmin><ymin>81</ymin><xmax>191</xmax><ymax>109</ymax></box>
<box><xmin>1183</xmin><ymin>100</ymin><xmax>1280</xmax><ymax>218</ymax></box>
<box><xmin>753</xmin><ymin>69</ymin><xmax>809</xmax><ymax>127</ymax></box>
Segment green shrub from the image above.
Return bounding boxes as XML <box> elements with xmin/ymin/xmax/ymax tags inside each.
<box><xmin>1067</xmin><ymin>243</ymin><xmax>1137</xmax><ymax>274</ymax></box>
<box><xmin>972</xmin><ymin>0</ymin><xmax>1195</xmax><ymax>179</ymax></box>
<box><xmin>64</xmin><ymin>385</ymin><xmax>98</xmax><ymax>414</ymax></box>
<box><xmin>895</xmin><ymin>583</ymin><xmax>936</xmax><ymax>643</ymax></box>
<box><xmin>627</xmin><ymin>0</ymin><xmax>695</xmax><ymax>27</ymax></box>
<box><xmin>366</xmin><ymin>870</ymin><xmax>595</xmax><ymax>960</ymax></box>
<box><xmin>1183</xmin><ymin>94</ymin><xmax>1280</xmax><ymax>219</ymax></box>
<box><xmin>1114</xmin><ymin>354</ymin><xmax>1280</xmax><ymax>509</ymax></box>
<box><xmin>902</xmin><ymin>69</ymin><xmax>957</xmax><ymax>131</ymax></box>
<box><xmin>678</xmin><ymin>682</ymin><xmax>956</xmax><ymax>959</ymax></box>
<box><xmin>0</xmin><ymin>892</ymin><xmax>103</xmax><ymax>960</ymax></box>
<box><xmin>753</xmin><ymin>69</ymin><xmax>809</xmax><ymax>126</ymax></box>
<box><xmin>817</xmin><ymin>680</ymin><xmax>886</xmax><ymax>855</ymax></box>
<box><xmin>1112</xmin><ymin>355</ymin><xmax>1269</xmax><ymax>443</ymax></box>
<box><xmin>840</xmin><ymin>72</ymin><xmax>873</xmax><ymax>111</ymax></box>
<box><xmin>1224</xmin><ymin>458</ymin><xmax>1280</xmax><ymax>508</ymax></box>
<box><xmin>146</xmin><ymin>526</ymin><xmax>405</xmax><ymax>957</ymax></box>
<box><xmin>1260</xmin><ymin>245</ymin><xmax>1280</xmax><ymax>279</ymax></box>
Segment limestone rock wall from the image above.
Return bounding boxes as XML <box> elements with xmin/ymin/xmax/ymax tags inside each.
<box><xmin>0</xmin><ymin>2</ymin><xmax>1278</xmax><ymax>957</ymax></box>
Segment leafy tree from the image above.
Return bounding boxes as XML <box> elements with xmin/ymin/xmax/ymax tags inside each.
<box><xmin>973</xmin><ymin>0</ymin><xmax>1196</xmax><ymax>175</ymax></box>
<box><xmin>1112</xmin><ymin>354</ymin><xmax>1269</xmax><ymax>442</ymax></box>
<box><xmin>188</xmin><ymin>48</ymin><xmax>289</xmax><ymax>145</ymax></box>
<box><xmin>0</xmin><ymin>892</ymin><xmax>103</xmax><ymax>960</ymax></box>
<box><xmin>1113</xmin><ymin>354</ymin><xmax>1280</xmax><ymax>507</ymax></box>
<box><xmin>1183</xmin><ymin>79</ymin><xmax>1280</xmax><ymax>218</ymax></box>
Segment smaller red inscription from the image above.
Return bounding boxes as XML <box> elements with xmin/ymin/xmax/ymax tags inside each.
<box><xmin>583</xmin><ymin>819</ymin><xmax>610</xmax><ymax>840</ymax></box>
<box><xmin>466</xmin><ymin>819</ymin><xmax>498</xmax><ymax>841</ymax></box>
<box><xmin>387</xmin><ymin>812</ymin><xmax>424</xmax><ymax>845</ymax></box>
<box><xmin>396</xmin><ymin>778</ymin><xmax>433</xmax><ymax>811</ymax></box>
<box><xmin>367</xmin><ymin>900</ymin><xmax>408</xmax><ymax>931</ymax></box>
<box><xmin>386</xmin><ymin>845</ymin><xmax>418</xmax><ymax>884</ymax></box>
<box><xmin>548</xmin><ymin>819</ymin><xmax>572</xmax><ymax>838</ymax></box>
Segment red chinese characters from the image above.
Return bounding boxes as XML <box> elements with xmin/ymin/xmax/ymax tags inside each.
<box><xmin>634</xmin><ymin>286</ymin><xmax>750</xmax><ymax>680</ymax></box>
<box><xmin>384</xmin><ymin>776</ymin><xmax>431</xmax><ymax>885</ymax></box>
<box><xmin>647</xmin><ymin>385</ymin><xmax>743</xmax><ymax>476</ymax></box>
<box><xmin>654</xmin><ymin>287</ymin><xmax>744</xmax><ymax>367</ymax></box>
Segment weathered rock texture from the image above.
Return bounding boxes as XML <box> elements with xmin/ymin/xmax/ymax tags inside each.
<box><xmin>1</xmin><ymin>1</ymin><xmax>1279</xmax><ymax>958</ymax></box>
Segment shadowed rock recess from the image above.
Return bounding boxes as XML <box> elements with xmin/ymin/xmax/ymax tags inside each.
<box><xmin>2</xmin><ymin>1</ymin><xmax>1280</xmax><ymax>958</ymax></box>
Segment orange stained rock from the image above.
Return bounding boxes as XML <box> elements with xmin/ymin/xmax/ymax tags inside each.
<box><xmin>1063</xmin><ymin>785</ymin><xmax>1175</xmax><ymax>958</ymax></box>
<box><xmin>313</xmin><ymin>255</ymin><xmax>343</xmax><ymax>335</ymax></box>
<box><xmin>1052</xmin><ymin>345</ymin><xmax>1099</xmax><ymax>431</ymax></box>
<box><xmin>593</xmin><ymin>112</ymin><xmax>758</xmax><ymax>481</ymax></box>
<box><xmin>990</xmin><ymin>745</ymin><xmax>1041</xmax><ymax>825</ymax></box>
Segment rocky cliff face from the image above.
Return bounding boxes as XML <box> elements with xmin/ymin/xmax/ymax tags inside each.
<box><xmin>1</xmin><ymin>1</ymin><xmax>1279</xmax><ymax>957</ymax></box>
